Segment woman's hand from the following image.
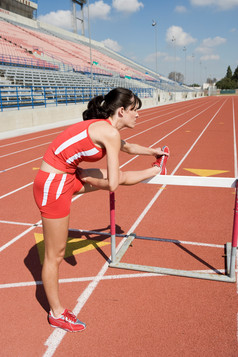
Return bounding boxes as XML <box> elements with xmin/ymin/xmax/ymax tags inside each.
<box><xmin>153</xmin><ymin>147</ymin><xmax>170</xmax><ymax>158</ymax></box>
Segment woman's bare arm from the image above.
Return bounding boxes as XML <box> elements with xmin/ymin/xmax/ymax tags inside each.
<box><xmin>120</xmin><ymin>140</ymin><xmax>169</xmax><ymax>157</ymax></box>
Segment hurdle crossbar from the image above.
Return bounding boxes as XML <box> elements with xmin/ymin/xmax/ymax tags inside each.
<box><xmin>109</xmin><ymin>175</ymin><xmax>238</xmax><ymax>283</ymax></box>
<box><xmin>143</xmin><ymin>175</ymin><xmax>236</xmax><ymax>188</ymax></box>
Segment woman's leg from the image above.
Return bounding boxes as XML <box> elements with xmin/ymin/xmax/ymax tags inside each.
<box><xmin>76</xmin><ymin>166</ymin><xmax>160</xmax><ymax>194</ymax></box>
<box><xmin>41</xmin><ymin>215</ymin><xmax>70</xmax><ymax>318</ymax></box>
<box><xmin>119</xmin><ymin>166</ymin><xmax>160</xmax><ymax>185</ymax></box>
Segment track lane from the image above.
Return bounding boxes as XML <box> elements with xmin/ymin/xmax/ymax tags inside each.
<box><xmin>0</xmin><ymin>96</ymin><xmax>237</xmax><ymax>357</ymax></box>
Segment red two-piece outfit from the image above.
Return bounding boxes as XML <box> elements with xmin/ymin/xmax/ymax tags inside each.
<box><xmin>33</xmin><ymin>119</ymin><xmax>110</xmax><ymax>218</ymax></box>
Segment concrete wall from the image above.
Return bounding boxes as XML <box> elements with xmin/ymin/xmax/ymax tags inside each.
<box><xmin>0</xmin><ymin>103</ymin><xmax>87</xmax><ymax>139</ymax></box>
<box><xmin>0</xmin><ymin>8</ymin><xmax>38</xmax><ymax>28</ymax></box>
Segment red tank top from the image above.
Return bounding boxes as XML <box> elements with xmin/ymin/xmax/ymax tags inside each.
<box><xmin>43</xmin><ymin>119</ymin><xmax>111</xmax><ymax>173</ymax></box>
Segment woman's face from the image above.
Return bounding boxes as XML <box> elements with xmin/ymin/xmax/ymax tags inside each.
<box><xmin>123</xmin><ymin>103</ymin><xmax>139</xmax><ymax>128</ymax></box>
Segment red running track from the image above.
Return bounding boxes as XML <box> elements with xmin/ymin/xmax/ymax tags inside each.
<box><xmin>0</xmin><ymin>96</ymin><xmax>238</xmax><ymax>357</ymax></box>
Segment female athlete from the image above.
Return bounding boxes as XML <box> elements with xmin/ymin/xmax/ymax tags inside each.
<box><xmin>33</xmin><ymin>87</ymin><xmax>169</xmax><ymax>332</ymax></box>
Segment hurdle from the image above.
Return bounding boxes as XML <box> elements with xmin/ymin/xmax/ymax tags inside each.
<box><xmin>108</xmin><ymin>175</ymin><xmax>238</xmax><ymax>283</ymax></box>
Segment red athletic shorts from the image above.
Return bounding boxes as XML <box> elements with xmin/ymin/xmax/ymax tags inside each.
<box><xmin>33</xmin><ymin>170</ymin><xmax>84</xmax><ymax>219</ymax></box>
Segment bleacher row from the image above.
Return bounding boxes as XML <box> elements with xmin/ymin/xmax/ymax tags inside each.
<box><xmin>0</xmin><ymin>65</ymin><xmax>151</xmax><ymax>89</ymax></box>
<box><xmin>0</xmin><ymin>16</ymin><xmax>193</xmax><ymax>110</ymax></box>
<box><xmin>0</xmin><ymin>18</ymin><xmax>152</xmax><ymax>79</ymax></box>
<box><xmin>0</xmin><ymin>64</ymin><xmax>155</xmax><ymax>110</ymax></box>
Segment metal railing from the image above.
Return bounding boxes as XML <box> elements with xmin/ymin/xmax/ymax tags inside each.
<box><xmin>0</xmin><ymin>54</ymin><xmax>59</xmax><ymax>71</ymax></box>
<box><xmin>0</xmin><ymin>85</ymin><xmax>154</xmax><ymax>111</ymax></box>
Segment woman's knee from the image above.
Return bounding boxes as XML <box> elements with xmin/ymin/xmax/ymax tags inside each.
<box><xmin>119</xmin><ymin>170</ymin><xmax>126</xmax><ymax>185</ymax></box>
<box><xmin>44</xmin><ymin>245</ymin><xmax>66</xmax><ymax>265</ymax></box>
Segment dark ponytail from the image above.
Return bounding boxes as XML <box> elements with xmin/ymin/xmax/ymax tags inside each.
<box><xmin>83</xmin><ymin>87</ymin><xmax>142</xmax><ymax>121</ymax></box>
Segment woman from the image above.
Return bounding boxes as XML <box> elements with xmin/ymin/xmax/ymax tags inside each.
<box><xmin>33</xmin><ymin>87</ymin><xmax>169</xmax><ymax>332</ymax></box>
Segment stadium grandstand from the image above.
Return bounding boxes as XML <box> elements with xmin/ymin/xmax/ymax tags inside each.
<box><xmin>0</xmin><ymin>0</ymin><xmax>203</xmax><ymax>135</ymax></box>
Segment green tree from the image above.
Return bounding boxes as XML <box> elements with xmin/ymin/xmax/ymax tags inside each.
<box><xmin>216</xmin><ymin>65</ymin><xmax>237</xmax><ymax>89</ymax></box>
<box><xmin>226</xmin><ymin>65</ymin><xmax>233</xmax><ymax>79</ymax></box>
<box><xmin>216</xmin><ymin>77</ymin><xmax>236</xmax><ymax>89</ymax></box>
<box><xmin>232</xmin><ymin>65</ymin><xmax>238</xmax><ymax>85</ymax></box>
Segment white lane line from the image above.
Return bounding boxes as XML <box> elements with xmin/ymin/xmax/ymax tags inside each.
<box><xmin>171</xmin><ymin>98</ymin><xmax>227</xmax><ymax>172</ymax></box>
<box><xmin>0</xmin><ymin>156</ymin><xmax>42</xmax><ymax>173</ymax></box>
<box><xmin>0</xmin><ymin>131</ymin><xmax>62</xmax><ymax>148</ymax></box>
<box><xmin>0</xmin><ymin>220</ymin><xmax>39</xmax><ymax>227</ymax></box>
<box><xmin>0</xmin><ymin>219</ymin><xmax>41</xmax><ymax>252</ymax></box>
<box><xmin>0</xmin><ymin>219</ymin><xmax>225</xmax><ymax>248</ymax></box>
<box><xmin>0</xmin><ymin>193</ymin><xmax>86</xmax><ymax>251</ymax></box>
<box><xmin>135</xmin><ymin>99</ymin><xmax>208</xmax><ymax>127</ymax></box>
<box><xmin>0</xmin><ymin>141</ymin><xmax>51</xmax><ymax>158</ymax></box>
<box><xmin>1</xmin><ymin>268</ymin><xmax>235</xmax><ymax>290</ymax></box>
<box><xmin>128</xmin><ymin>98</ymin><xmax>227</xmax><ymax>235</ymax></box>
<box><xmin>0</xmin><ymin>182</ymin><xmax>33</xmax><ymax>199</ymax></box>
<box><xmin>120</xmin><ymin>99</ymin><xmax>220</xmax><ymax>169</ymax></box>
<box><xmin>125</xmin><ymin>97</ymin><xmax>218</xmax><ymax>141</ymax></box>
<box><xmin>1</xmin><ymin>273</ymin><xmax>165</xmax><ymax>289</ymax></box>
<box><xmin>170</xmin><ymin>241</ymin><xmax>224</xmax><ymax>248</ymax></box>
<box><xmin>43</xmin><ymin>252</ymin><xmax>114</xmax><ymax>356</ymax></box>
<box><xmin>232</xmin><ymin>98</ymin><xmax>238</xmax><ymax>178</ymax></box>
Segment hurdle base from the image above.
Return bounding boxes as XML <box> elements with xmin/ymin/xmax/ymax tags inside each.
<box><xmin>109</xmin><ymin>261</ymin><xmax>236</xmax><ymax>283</ymax></box>
<box><xmin>109</xmin><ymin>235</ymin><xmax>236</xmax><ymax>283</ymax></box>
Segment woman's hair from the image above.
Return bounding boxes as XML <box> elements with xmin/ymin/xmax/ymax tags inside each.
<box><xmin>82</xmin><ymin>87</ymin><xmax>142</xmax><ymax>121</ymax></box>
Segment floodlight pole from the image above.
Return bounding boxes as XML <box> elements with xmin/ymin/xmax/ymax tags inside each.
<box><xmin>183</xmin><ymin>46</ymin><xmax>187</xmax><ymax>84</ymax></box>
<box><xmin>87</xmin><ymin>0</ymin><xmax>94</xmax><ymax>97</ymax></box>
<box><xmin>152</xmin><ymin>20</ymin><xmax>158</xmax><ymax>76</ymax></box>
<box><xmin>192</xmin><ymin>53</ymin><xmax>195</xmax><ymax>88</ymax></box>
<box><xmin>80</xmin><ymin>5</ymin><xmax>85</xmax><ymax>36</ymax></box>
<box><xmin>172</xmin><ymin>36</ymin><xmax>176</xmax><ymax>82</ymax></box>
<box><xmin>72</xmin><ymin>0</ymin><xmax>86</xmax><ymax>36</ymax></box>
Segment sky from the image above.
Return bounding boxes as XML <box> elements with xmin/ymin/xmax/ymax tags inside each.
<box><xmin>36</xmin><ymin>0</ymin><xmax>238</xmax><ymax>85</ymax></box>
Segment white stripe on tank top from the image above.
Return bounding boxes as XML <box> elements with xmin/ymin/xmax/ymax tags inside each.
<box><xmin>66</xmin><ymin>147</ymin><xmax>99</xmax><ymax>164</ymax></box>
<box><xmin>54</xmin><ymin>130</ymin><xmax>87</xmax><ymax>155</ymax></box>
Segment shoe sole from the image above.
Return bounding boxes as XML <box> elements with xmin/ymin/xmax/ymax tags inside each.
<box><xmin>50</xmin><ymin>323</ymin><xmax>86</xmax><ymax>333</ymax></box>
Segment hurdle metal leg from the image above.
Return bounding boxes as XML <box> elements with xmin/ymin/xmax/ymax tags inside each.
<box><xmin>229</xmin><ymin>181</ymin><xmax>238</xmax><ymax>280</ymax></box>
<box><xmin>110</xmin><ymin>192</ymin><xmax>116</xmax><ymax>264</ymax></box>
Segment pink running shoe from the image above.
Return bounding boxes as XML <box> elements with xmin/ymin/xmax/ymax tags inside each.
<box><xmin>48</xmin><ymin>309</ymin><xmax>86</xmax><ymax>332</ymax></box>
<box><xmin>152</xmin><ymin>146</ymin><xmax>170</xmax><ymax>175</ymax></box>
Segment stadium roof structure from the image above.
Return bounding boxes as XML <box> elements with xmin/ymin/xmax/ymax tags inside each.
<box><xmin>0</xmin><ymin>0</ymin><xmax>38</xmax><ymax>20</ymax></box>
